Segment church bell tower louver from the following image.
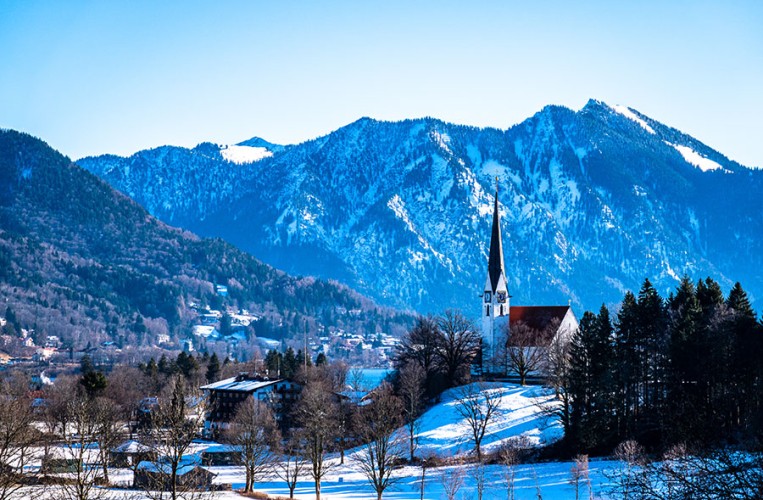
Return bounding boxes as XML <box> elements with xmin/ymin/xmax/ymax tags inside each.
<box><xmin>481</xmin><ymin>183</ymin><xmax>510</xmax><ymax>373</ymax></box>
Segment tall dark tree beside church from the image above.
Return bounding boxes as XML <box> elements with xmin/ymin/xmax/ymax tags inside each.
<box><xmin>568</xmin><ymin>306</ymin><xmax>615</xmax><ymax>451</ymax></box>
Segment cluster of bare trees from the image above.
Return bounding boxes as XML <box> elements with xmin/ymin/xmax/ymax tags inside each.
<box><xmin>394</xmin><ymin>310</ymin><xmax>481</xmax><ymax>397</ymax></box>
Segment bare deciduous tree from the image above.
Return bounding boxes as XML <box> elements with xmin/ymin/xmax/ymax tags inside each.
<box><xmin>50</xmin><ymin>392</ymin><xmax>108</xmax><ymax>500</ymax></box>
<box><xmin>274</xmin><ymin>436</ymin><xmax>307</xmax><ymax>499</ymax></box>
<box><xmin>225</xmin><ymin>400</ymin><xmax>279</xmax><ymax>493</ymax></box>
<box><xmin>470</xmin><ymin>461</ymin><xmax>487</xmax><ymax>500</ymax></box>
<box><xmin>440</xmin><ymin>460</ymin><xmax>465</xmax><ymax>500</ymax></box>
<box><xmin>454</xmin><ymin>382</ymin><xmax>501</xmax><ymax>463</ymax></box>
<box><xmin>0</xmin><ymin>375</ymin><xmax>36</xmax><ymax>500</ymax></box>
<box><xmin>294</xmin><ymin>377</ymin><xmax>338</xmax><ymax>500</ymax></box>
<box><xmin>544</xmin><ymin>329</ymin><xmax>572</xmax><ymax>436</ymax></box>
<box><xmin>506</xmin><ymin>321</ymin><xmax>548</xmax><ymax>385</ymax></box>
<box><xmin>139</xmin><ymin>375</ymin><xmax>207</xmax><ymax>500</ymax></box>
<box><xmin>353</xmin><ymin>383</ymin><xmax>403</xmax><ymax>500</ymax></box>
<box><xmin>92</xmin><ymin>396</ymin><xmax>122</xmax><ymax>485</ymax></box>
<box><xmin>398</xmin><ymin>362</ymin><xmax>425</xmax><ymax>462</ymax></box>
<box><xmin>499</xmin><ymin>443</ymin><xmax>518</xmax><ymax>500</ymax></box>
<box><xmin>436</xmin><ymin>310</ymin><xmax>480</xmax><ymax>387</ymax></box>
<box><xmin>569</xmin><ymin>454</ymin><xmax>591</xmax><ymax>500</ymax></box>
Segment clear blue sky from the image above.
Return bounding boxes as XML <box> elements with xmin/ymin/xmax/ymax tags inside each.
<box><xmin>1</xmin><ymin>1</ymin><xmax>762</xmax><ymax>167</ymax></box>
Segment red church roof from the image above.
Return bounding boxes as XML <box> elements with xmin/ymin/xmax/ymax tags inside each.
<box><xmin>509</xmin><ymin>305</ymin><xmax>571</xmax><ymax>343</ymax></box>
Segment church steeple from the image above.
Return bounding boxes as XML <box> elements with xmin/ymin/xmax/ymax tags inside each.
<box><xmin>487</xmin><ymin>186</ymin><xmax>505</xmax><ymax>293</ymax></box>
<box><xmin>481</xmin><ymin>180</ymin><xmax>510</xmax><ymax>374</ymax></box>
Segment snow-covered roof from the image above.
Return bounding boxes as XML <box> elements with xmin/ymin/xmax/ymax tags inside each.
<box><xmin>112</xmin><ymin>440</ymin><xmax>152</xmax><ymax>454</ymax></box>
<box><xmin>200</xmin><ymin>374</ymin><xmax>282</xmax><ymax>392</ymax></box>
<box><xmin>201</xmin><ymin>444</ymin><xmax>240</xmax><ymax>454</ymax></box>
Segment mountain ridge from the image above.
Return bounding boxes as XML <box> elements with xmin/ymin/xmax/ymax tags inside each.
<box><xmin>77</xmin><ymin>100</ymin><xmax>763</xmax><ymax>315</ymax></box>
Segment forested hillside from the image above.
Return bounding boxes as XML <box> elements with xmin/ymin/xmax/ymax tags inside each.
<box><xmin>0</xmin><ymin>130</ymin><xmax>413</xmax><ymax>352</ymax></box>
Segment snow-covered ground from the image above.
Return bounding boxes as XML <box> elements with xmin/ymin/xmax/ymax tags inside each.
<box><xmin>29</xmin><ymin>382</ymin><xmax>624</xmax><ymax>499</ymax></box>
<box><xmin>415</xmin><ymin>383</ymin><xmax>562</xmax><ymax>457</ymax></box>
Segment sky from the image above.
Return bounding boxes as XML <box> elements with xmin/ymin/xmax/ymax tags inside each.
<box><xmin>1</xmin><ymin>1</ymin><xmax>762</xmax><ymax>167</ymax></box>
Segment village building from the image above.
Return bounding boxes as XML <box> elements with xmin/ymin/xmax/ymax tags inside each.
<box><xmin>200</xmin><ymin>372</ymin><xmax>301</xmax><ymax>437</ymax></box>
<box><xmin>480</xmin><ymin>184</ymin><xmax>578</xmax><ymax>376</ymax></box>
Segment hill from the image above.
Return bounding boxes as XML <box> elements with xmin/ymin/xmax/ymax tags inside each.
<box><xmin>0</xmin><ymin>129</ymin><xmax>413</xmax><ymax>353</ymax></box>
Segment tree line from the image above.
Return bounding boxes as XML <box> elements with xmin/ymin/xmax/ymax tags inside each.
<box><xmin>560</xmin><ymin>277</ymin><xmax>763</xmax><ymax>455</ymax></box>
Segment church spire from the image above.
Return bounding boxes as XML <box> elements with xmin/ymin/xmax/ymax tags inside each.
<box><xmin>487</xmin><ymin>181</ymin><xmax>505</xmax><ymax>292</ymax></box>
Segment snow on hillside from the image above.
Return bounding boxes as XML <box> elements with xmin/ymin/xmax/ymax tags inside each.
<box><xmin>668</xmin><ymin>143</ymin><xmax>725</xmax><ymax>172</ymax></box>
<box><xmin>610</xmin><ymin>104</ymin><xmax>655</xmax><ymax>134</ymax></box>
<box><xmin>415</xmin><ymin>383</ymin><xmax>562</xmax><ymax>456</ymax></box>
<box><xmin>220</xmin><ymin>144</ymin><xmax>272</xmax><ymax>164</ymax></box>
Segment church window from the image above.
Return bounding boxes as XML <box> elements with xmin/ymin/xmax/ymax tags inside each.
<box><xmin>486</xmin><ymin>305</ymin><xmax>490</xmax><ymax>316</ymax></box>
<box><xmin>500</xmin><ymin>305</ymin><xmax>504</xmax><ymax>316</ymax></box>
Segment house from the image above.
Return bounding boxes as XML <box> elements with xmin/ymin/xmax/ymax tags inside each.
<box><xmin>134</xmin><ymin>456</ymin><xmax>215</xmax><ymax>491</ymax></box>
<box><xmin>200</xmin><ymin>444</ymin><xmax>241</xmax><ymax>466</ymax></box>
<box><xmin>110</xmin><ymin>439</ymin><xmax>155</xmax><ymax>468</ymax></box>
<box><xmin>200</xmin><ymin>373</ymin><xmax>301</xmax><ymax>437</ymax></box>
<box><xmin>480</xmin><ymin>184</ymin><xmax>578</xmax><ymax>376</ymax></box>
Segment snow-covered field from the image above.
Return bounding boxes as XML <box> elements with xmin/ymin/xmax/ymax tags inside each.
<box><xmin>30</xmin><ymin>383</ymin><xmax>624</xmax><ymax>499</ymax></box>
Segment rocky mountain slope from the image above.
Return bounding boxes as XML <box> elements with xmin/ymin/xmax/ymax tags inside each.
<box><xmin>0</xmin><ymin>130</ymin><xmax>412</xmax><ymax>350</ymax></box>
<box><xmin>78</xmin><ymin>100</ymin><xmax>763</xmax><ymax>313</ymax></box>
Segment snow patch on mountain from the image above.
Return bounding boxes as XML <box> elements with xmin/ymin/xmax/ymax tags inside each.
<box><xmin>668</xmin><ymin>143</ymin><xmax>724</xmax><ymax>172</ymax></box>
<box><xmin>220</xmin><ymin>145</ymin><xmax>272</xmax><ymax>164</ymax></box>
<box><xmin>610</xmin><ymin>104</ymin><xmax>656</xmax><ymax>134</ymax></box>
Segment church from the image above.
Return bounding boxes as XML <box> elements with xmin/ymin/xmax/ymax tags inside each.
<box><xmin>480</xmin><ymin>185</ymin><xmax>578</xmax><ymax>377</ymax></box>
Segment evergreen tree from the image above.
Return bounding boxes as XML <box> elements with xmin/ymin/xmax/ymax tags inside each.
<box><xmin>80</xmin><ymin>354</ymin><xmax>95</xmax><ymax>374</ymax></box>
<box><xmin>158</xmin><ymin>354</ymin><xmax>174</xmax><ymax>375</ymax></box>
<box><xmin>614</xmin><ymin>291</ymin><xmax>639</xmax><ymax>439</ymax></box>
<box><xmin>568</xmin><ymin>306</ymin><xmax>615</xmax><ymax>451</ymax></box>
<box><xmin>264</xmin><ymin>349</ymin><xmax>282</xmax><ymax>377</ymax></box>
<box><xmin>219</xmin><ymin>313</ymin><xmax>233</xmax><ymax>337</ymax></box>
<box><xmin>315</xmin><ymin>352</ymin><xmax>327</xmax><ymax>366</ymax></box>
<box><xmin>666</xmin><ymin>277</ymin><xmax>706</xmax><ymax>444</ymax></box>
<box><xmin>283</xmin><ymin>347</ymin><xmax>298</xmax><ymax>379</ymax></box>
<box><xmin>206</xmin><ymin>352</ymin><xmax>221</xmax><ymax>383</ymax></box>
<box><xmin>726</xmin><ymin>283</ymin><xmax>761</xmax><ymax>437</ymax></box>
<box><xmin>176</xmin><ymin>351</ymin><xmax>199</xmax><ymax>379</ymax></box>
<box><xmin>635</xmin><ymin>279</ymin><xmax>667</xmax><ymax>445</ymax></box>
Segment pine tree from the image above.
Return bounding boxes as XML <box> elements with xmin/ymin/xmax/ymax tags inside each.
<box><xmin>206</xmin><ymin>353</ymin><xmax>221</xmax><ymax>383</ymax></box>
<box><xmin>568</xmin><ymin>306</ymin><xmax>615</xmax><ymax>451</ymax></box>
<box><xmin>635</xmin><ymin>279</ymin><xmax>667</xmax><ymax>446</ymax></box>
<box><xmin>666</xmin><ymin>277</ymin><xmax>705</xmax><ymax>444</ymax></box>
<box><xmin>726</xmin><ymin>283</ymin><xmax>761</xmax><ymax>436</ymax></box>
<box><xmin>614</xmin><ymin>291</ymin><xmax>639</xmax><ymax>440</ymax></box>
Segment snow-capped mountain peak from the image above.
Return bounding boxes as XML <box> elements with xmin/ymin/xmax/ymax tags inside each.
<box><xmin>77</xmin><ymin>100</ymin><xmax>763</xmax><ymax>313</ymax></box>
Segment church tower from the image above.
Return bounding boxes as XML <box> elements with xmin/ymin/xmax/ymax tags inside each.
<box><xmin>481</xmin><ymin>185</ymin><xmax>510</xmax><ymax>373</ymax></box>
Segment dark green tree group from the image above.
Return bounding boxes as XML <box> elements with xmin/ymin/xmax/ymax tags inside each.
<box><xmin>565</xmin><ymin>277</ymin><xmax>763</xmax><ymax>453</ymax></box>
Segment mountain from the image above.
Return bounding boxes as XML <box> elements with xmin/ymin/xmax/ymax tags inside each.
<box><xmin>77</xmin><ymin>100</ymin><xmax>763</xmax><ymax>314</ymax></box>
<box><xmin>0</xmin><ymin>129</ymin><xmax>413</xmax><ymax>351</ymax></box>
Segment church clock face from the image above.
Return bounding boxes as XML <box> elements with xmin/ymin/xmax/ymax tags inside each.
<box><xmin>484</xmin><ymin>292</ymin><xmax>491</xmax><ymax>303</ymax></box>
<box><xmin>497</xmin><ymin>291</ymin><xmax>507</xmax><ymax>303</ymax></box>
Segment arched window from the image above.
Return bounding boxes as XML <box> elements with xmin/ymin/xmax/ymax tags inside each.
<box><xmin>486</xmin><ymin>305</ymin><xmax>490</xmax><ymax>317</ymax></box>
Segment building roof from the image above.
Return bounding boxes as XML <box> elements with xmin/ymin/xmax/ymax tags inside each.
<box><xmin>200</xmin><ymin>373</ymin><xmax>282</xmax><ymax>392</ymax></box>
<box><xmin>112</xmin><ymin>440</ymin><xmax>152</xmax><ymax>454</ymax></box>
<box><xmin>487</xmin><ymin>187</ymin><xmax>506</xmax><ymax>292</ymax></box>
<box><xmin>510</xmin><ymin>305</ymin><xmax>572</xmax><ymax>342</ymax></box>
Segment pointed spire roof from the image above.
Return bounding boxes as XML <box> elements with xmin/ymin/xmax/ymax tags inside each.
<box><xmin>487</xmin><ymin>184</ymin><xmax>506</xmax><ymax>292</ymax></box>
